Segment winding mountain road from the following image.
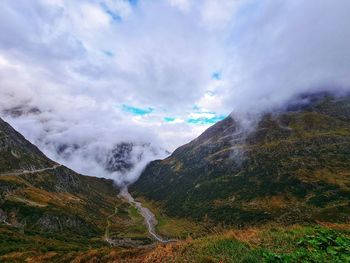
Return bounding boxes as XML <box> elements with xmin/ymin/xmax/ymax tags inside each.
<box><xmin>0</xmin><ymin>164</ymin><xmax>62</xmax><ymax>176</ymax></box>
<box><xmin>1</xmin><ymin>165</ymin><xmax>170</xmax><ymax>244</ymax></box>
<box><xmin>119</xmin><ymin>187</ymin><xmax>168</xmax><ymax>243</ymax></box>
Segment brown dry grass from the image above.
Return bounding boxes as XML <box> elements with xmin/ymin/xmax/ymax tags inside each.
<box><xmin>242</xmin><ymin>195</ymin><xmax>290</xmax><ymax>210</ymax></box>
<box><xmin>222</xmin><ymin>228</ymin><xmax>262</xmax><ymax>245</ymax></box>
<box><xmin>141</xmin><ymin>228</ymin><xmax>262</xmax><ymax>263</ymax></box>
<box><xmin>70</xmin><ymin>247</ymin><xmax>149</xmax><ymax>263</ymax></box>
<box><xmin>142</xmin><ymin>241</ymin><xmax>188</xmax><ymax>263</ymax></box>
<box><xmin>316</xmin><ymin>221</ymin><xmax>350</xmax><ymax>231</ymax></box>
<box><xmin>26</xmin><ymin>252</ymin><xmax>58</xmax><ymax>263</ymax></box>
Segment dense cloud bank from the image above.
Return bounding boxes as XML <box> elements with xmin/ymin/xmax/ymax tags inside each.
<box><xmin>1</xmin><ymin>0</ymin><xmax>350</xmax><ymax>183</ymax></box>
<box><xmin>225</xmin><ymin>0</ymin><xmax>350</xmax><ymax>116</ymax></box>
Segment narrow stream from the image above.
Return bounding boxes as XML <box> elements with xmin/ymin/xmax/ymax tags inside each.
<box><xmin>119</xmin><ymin>187</ymin><xmax>168</xmax><ymax>243</ymax></box>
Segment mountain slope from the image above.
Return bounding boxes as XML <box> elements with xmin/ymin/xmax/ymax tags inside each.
<box><xmin>131</xmin><ymin>94</ymin><xmax>350</xmax><ymax>226</ymax></box>
<box><xmin>0</xmin><ymin>117</ymin><xmax>152</xmax><ymax>261</ymax></box>
<box><xmin>2</xmin><ymin>106</ymin><xmax>167</xmax><ymax>186</ymax></box>
<box><xmin>0</xmin><ymin>118</ymin><xmax>55</xmax><ymax>173</ymax></box>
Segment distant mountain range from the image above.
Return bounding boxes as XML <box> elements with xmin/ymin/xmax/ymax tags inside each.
<box><xmin>131</xmin><ymin>93</ymin><xmax>350</xmax><ymax>226</ymax></box>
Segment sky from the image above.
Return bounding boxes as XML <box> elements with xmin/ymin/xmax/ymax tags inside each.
<box><xmin>1</xmin><ymin>0</ymin><xmax>350</xmax><ymax>182</ymax></box>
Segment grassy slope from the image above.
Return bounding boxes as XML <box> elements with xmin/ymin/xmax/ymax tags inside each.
<box><xmin>2</xmin><ymin>223</ymin><xmax>347</xmax><ymax>263</ymax></box>
<box><xmin>140</xmin><ymin>223</ymin><xmax>350</xmax><ymax>263</ymax></box>
<box><xmin>131</xmin><ymin>95</ymin><xmax>350</xmax><ymax>226</ymax></box>
<box><xmin>0</xmin><ymin>168</ymin><xmax>151</xmax><ymax>261</ymax></box>
<box><xmin>0</xmin><ymin>117</ymin><xmax>150</xmax><ymax>261</ymax></box>
<box><xmin>0</xmin><ymin>118</ymin><xmax>55</xmax><ymax>173</ymax></box>
<box><xmin>136</xmin><ymin>196</ymin><xmax>207</xmax><ymax>239</ymax></box>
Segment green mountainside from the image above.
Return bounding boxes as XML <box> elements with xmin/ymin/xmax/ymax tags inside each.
<box><xmin>0</xmin><ymin>94</ymin><xmax>350</xmax><ymax>262</ymax></box>
<box><xmin>0</xmin><ymin>117</ymin><xmax>151</xmax><ymax>262</ymax></box>
<box><xmin>0</xmin><ymin>118</ymin><xmax>55</xmax><ymax>173</ymax></box>
<box><xmin>131</xmin><ymin>94</ymin><xmax>350</xmax><ymax>226</ymax></box>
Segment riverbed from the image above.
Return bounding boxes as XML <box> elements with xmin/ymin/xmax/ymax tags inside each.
<box><xmin>119</xmin><ymin>187</ymin><xmax>167</xmax><ymax>243</ymax></box>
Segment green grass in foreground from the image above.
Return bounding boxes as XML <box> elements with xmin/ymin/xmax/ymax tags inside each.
<box><xmin>144</xmin><ymin>224</ymin><xmax>350</xmax><ymax>263</ymax></box>
<box><xmin>262</xmin><ymin>227</ymin><xmax>350</xmax><ymax>262</ymax></box>
<box><xmin>0</xmin><ymin>224</ymin><xmax>349</xmax><ymax>262</ymax></box>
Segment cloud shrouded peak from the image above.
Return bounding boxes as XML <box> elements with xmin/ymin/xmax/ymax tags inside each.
<box><xmin>1</xmin><ymin>0</ymin><xmax>350</xmax><ymax>183</ymax></box>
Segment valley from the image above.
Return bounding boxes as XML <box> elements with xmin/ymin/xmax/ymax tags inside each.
<box><xmin>1</xmin><ymin>1</ymin><xmax>350</xmax><ymax>261</ymax></box>
<box><xmin>0</xmin><ymin>94</ymin><xmax>349</xmax><ymax>262</ymax></box>
<box><xmin>119</xmin><ymin>187</ymin><xmax>167</xmax><ymax>243</ymax></box>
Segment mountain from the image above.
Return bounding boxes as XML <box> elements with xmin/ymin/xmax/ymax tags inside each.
<box><xmin>0</xmin><ymin>117</ymin><xmax>152</xmax><ymax>262</ymax></box>
<box><xmin>1</xmin><ymin>96</ymin><xmax>349</xmax><ymax>262</ymax></box>
<box><xmin>0</xmin><ymin>117</ymin><xmax>55</xmax><ymax>173</ymax></box>
<box><xmin>130</xmin><ymin>93</ymin><xmax>350</xmax><ymax>226</ymax></box>
<box><xmin>1</xmin><ymin>105</ymin><xmax>167</xmax><ymax>182</ymax></box>
<box><xmin>104</xmin><ymin>142</ymin><xmax>168</xmax><ymax>174</ymax></box>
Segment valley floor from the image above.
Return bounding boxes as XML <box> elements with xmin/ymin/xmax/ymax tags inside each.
<box><xmin>0</xmin><ymin>169</ymin><xmax>349</xmax><ymax>262</ymax></box>
<box><xmin>0</xmin><ymin>174</ymin><xmax>349</xmax><ymax>262</ymax></box>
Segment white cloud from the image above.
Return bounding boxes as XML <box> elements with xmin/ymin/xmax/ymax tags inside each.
<box><xmin>103</xmin><ymin>0</ymin><xmax>133</xmax><ymax>19</ymax></box>
<box><xmin>79</xmin><ymin>4</ymin><xmax>110</xmax><ymax>29</ymax></box>
<box><xmin>222</xmin><ymin>0</ymin><xmax>350</xmax><ymax>116</ymax></box>
<box><xmin>168</xmin><ymin>0</ymin><xmax>191</xmax><ymax>12</ymax></box>
<box><xmin>200</xmin><ymin>0</ymin><xmax>243</xmax><ymax>30</ymax></box>
<box><xmin>1</xmin><ymin>0</ymin><xmax>350</xmax><ymax>183</ymax></box>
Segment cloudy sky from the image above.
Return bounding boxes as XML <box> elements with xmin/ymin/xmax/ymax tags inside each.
<box><xmin>1</xmin><ymin>0</ymin><xmax>350</xmax><ymax>181</ymax></box>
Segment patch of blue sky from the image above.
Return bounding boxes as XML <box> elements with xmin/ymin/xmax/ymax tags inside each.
<box><xmin>128</xmin><ymin>0</ymin><xmax>138</xmax><ymax>6</ymax></box>
<box><xmin>100</xmin><ymin>2</ymin><xmax>122</xmax><ymax>22</ymax></box>
<box><xmin>192</xmin><ymin>105</ymin><xmax>201</xmax><ymax>111</ymax></box>
<box><xmin>106</xmin><ymin>10</ymin><xmax>122</xmax><ymax>21</ymax></box>
<box><xmin>191</xmin><ymin>106</ymin><xmax>217</xmax><ymax>115</ymax></box>
<box><xmin>206</xmin><ymin>90</ymin><xmax>216</xmax><ymax>96</ymax></box>
<box><xmin>212</xmin><ymin>71</ymin><xmax>221</xmax><ymax>80</ymax></box>
<box><xmin>191</xmin><ymin>108</ymin><xmax>217</xmax><ymax>115</ymax></box>
<box><xmin>187</xmin><ymin>115</ymin><xmax>226</xmax><ymax>125</ymax></box>
<box><xmin>164</xmin><ymin>117</ymin><xmax>175</xmax><ymax>122</ymax></box>
<box><xmin>122</xmin><ymin>105</ymin><xmax>153</xmax><ymax>116</ymax></box>
<box><xmin>100</xmin><ymin>1</ymin><xmax>138</xmax><ymax>22</ymax></box>
<box><xmin>103</xmin><ymin>50</ymin><xmax>114</xmax><ymax>57</ymax></box>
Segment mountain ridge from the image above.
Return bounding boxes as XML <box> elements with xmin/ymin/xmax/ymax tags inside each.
<box><xmin>0</xmin><ymin>116</ymin><xmax>156</xmax><ymax>261</ymax></box>
<box><xmin>1</xmin><ymin>94</ymin><xmax>350</xmax><ymax>262</ymax></box>
<box><xmin>130</xmin><ymin>93</ymin><xmax>350</xmax><ymax>226</ymax></box>
<box><xmin>0</xmin><ymin>117</ymin><xmax>56</xmax><ymax>174</ymax></box>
